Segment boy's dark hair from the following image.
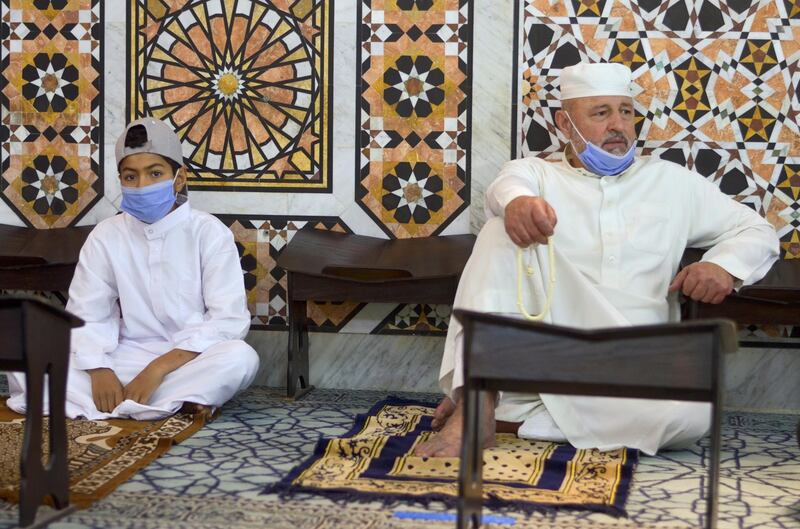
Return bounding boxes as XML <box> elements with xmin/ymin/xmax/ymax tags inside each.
<box><xmin>124</xmin><ymin>124</ymin><xmax>187</xmax><ymax>194</ymax></box>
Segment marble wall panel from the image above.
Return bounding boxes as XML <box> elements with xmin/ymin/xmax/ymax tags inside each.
<box><xmin>0</xmin><ymin>0</ymin><xmax>103</xmax><ymax>228</ymax></box>
<box><xmin>356</xmin><ymin>0</ymin><xmax>473</xmax><ymax>238</ymax></box>
<box><xmin>128</xmin><ymin>0</ymin><xmax>333</xmax><ymax>192</ymax></box>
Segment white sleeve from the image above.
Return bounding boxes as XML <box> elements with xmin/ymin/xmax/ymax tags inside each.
<box><xmin>484</xmin><ymin>159</ymin><xmax>543</xmax><ymax>220</ymax></box>
<box><xmin>686</xmin><ymin>172</ymin><xmax>780</xmax><ymax>286</ymax></box>
<box><xmin>67</xmin><ymin>232</ymin><xmax>121</xmax><ymax>371</ymax></box>
<box><xmin>171</xmin><ymin>227</ymin><xmax>251</xmax><ymax>352</ymax></box>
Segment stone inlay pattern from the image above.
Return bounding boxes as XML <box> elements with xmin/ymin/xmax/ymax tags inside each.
<box><xmin>128</xmin><ymin>0</ymin><xmax>332</xmax><ymax>192</ymax></box>
<box><xmin>216</xmin><ymin>215</ymin><xmax>363</xmax><ymax>331</ymax></box>
<box><xmin>515</xmin><ymin>0</ymin><xmax>800</xmax><ymax>261</ymax></box>
<box><xmin>357</xmin><ymin>0</ymin><xmax>472</xmax><ymax>238</ymax></box>
<box><xmin>0</xmin><ymin>0</ymin><xmax>103</xmax><ymax>227</ymax></box>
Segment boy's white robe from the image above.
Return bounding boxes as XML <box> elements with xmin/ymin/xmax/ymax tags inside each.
<box><xmin>6</xmin><ymin>202</ymin><xmax>259</xmax><ymax>420</ymax></box>
<box><xmin>440</xmin><ymin>156</ymin><xmax>779</xmax><ymax>455</ymax></box>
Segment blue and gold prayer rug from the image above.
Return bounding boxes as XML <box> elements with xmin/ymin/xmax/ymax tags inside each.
<box><xmin>269</xmin><ymin>398</ymin><xmax>638</xmax><ymax>516</ymax></box>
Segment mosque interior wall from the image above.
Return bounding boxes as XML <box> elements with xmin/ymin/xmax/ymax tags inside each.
<box><xmin>1</xmin><ymin>0</ymin><xmax>797</xmax><ymax>411</ymax></box>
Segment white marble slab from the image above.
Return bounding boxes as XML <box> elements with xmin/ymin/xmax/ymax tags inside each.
<box><xmin>469</xmin><ymin>0</ymin><xmax>514</xmax><ymax>232</ymax></box>
<box><xmin>724</xmin><ymin>346</ymin><xmax>800</xmax><ymax>412</ymax></box>
<box><xmin>245</xmin><ymin>330</ymin><xmax>443</xmax><ymax>393</ymax></box>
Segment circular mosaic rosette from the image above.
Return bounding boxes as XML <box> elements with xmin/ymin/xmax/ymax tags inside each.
<box><xmin>139</xmin><ymin>1</ymin><xmax>319</xmax><ymax>178</ymax></box>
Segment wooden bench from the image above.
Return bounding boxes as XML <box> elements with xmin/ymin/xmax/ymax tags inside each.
<box><xmin>0</xmin><ymin>225</ymin><xmax>92</xmax><ymax>292</ymax></box>
<box><xmin>681</xmin><ymin>249</ymin><xmax>800</xmax><ymax>447</ymax></box>
<box><xmin>276</xmin><ymin>229</ymin><xmax>476</xmax><ymax>398</ymax></box>
<box><xmin>0</xmin><ymin>295</ymin><xmax>83</xmax><ymax>527</ymax></box>
<box><xmin>454</xmin><ymin>309</ymin><xmax>736</xmax><ymax>529</ymax></box>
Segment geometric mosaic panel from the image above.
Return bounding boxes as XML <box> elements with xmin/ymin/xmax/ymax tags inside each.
<box><xmin>514</xmin><ymin>0</ymin><xmax>800</xmax><ymax>260</ymax></box>
<box><xmin>373</xmin><ymin>303</ymin><xmax>450</xmax><ymax>335</ymax></box>
<box><xmin>215</xmin><ymin>215</ymin><xmax>363</xmax><ymax>332</ymax></box>
<box><xmin>128</xmin><ymin>0</ymin><xmax>332</xmax><ymax>192</ymax></box>
<box><xmin>1</xmin><ymin>0</ymin><xmax>103</xmax><ymax>228</ymax></box>
<box><xmin>357</xmin><ymin>0</ymin><xmax>472</xmax><ymax>238</ymax></box>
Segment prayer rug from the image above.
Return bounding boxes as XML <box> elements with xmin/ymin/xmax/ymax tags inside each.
<box><xmin>269</xmin><ymin>398</ymin><xmax>638</xmax><ymax>515</ymax></box>
<box><xmin>0</xmin><ymin>403</ymin><xmax>213</xmax><ymax>507</ymax></box>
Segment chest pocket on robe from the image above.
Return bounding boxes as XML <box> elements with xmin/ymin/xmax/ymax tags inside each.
<box><xmin>623</xmin><ymin>203</ymin><xmax>672</xmax><ymax>256</ymax></box>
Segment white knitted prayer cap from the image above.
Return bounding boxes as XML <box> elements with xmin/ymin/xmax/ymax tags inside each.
<box><xmin>560</xmin><ymin>62</ymin><xmax>633</xmax><ymax>100</ymax></box>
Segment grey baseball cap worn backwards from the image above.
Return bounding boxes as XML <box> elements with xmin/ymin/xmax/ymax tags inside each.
<box><xmin>115</xmin><ymin>117</ymin><xmax>184</xmax><ymax>168</ymax></box>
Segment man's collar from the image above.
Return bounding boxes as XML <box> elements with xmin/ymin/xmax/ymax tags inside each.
<box><xmin>127</xmin><ymin>201</ymin><xmax>192</xmax><ymax>239</ymax></box>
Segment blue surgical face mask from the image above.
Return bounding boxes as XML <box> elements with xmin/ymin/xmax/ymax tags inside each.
<box><xmin>565</xmin><ymin>112</ymin><xmax>635</xmax><ymax>176</ymax></box>
<box><xmin>120</xmin><ymin>177</ymin><xmax>177</xmax><ymax>224</ymax></box>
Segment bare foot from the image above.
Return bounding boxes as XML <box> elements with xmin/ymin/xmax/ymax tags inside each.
<box><xmin>180</xmin><ymin>402</ymin><xmax>211</xmax><ymax>415</ymax></box>
<box><xmin>431</xmin><ymin>396</ymin><xmax>456</xmax><ymax>431</ymax></box>
<box><xmin>414</xmin><ymin>397</ymin><xmax>496</xmax><ymax>457</ymax></box>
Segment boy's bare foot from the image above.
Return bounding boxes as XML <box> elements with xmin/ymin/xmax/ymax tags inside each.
<box><xmin>180</xmin><ymin>402</ymin><xmax>211</xmax><ymax>415</ymax></box>
<box><xmin>414</xmin><ymin>396</ymin><xmax>496</xmax><ymax>457</ymax></box>
<box><xmin>431</xmin><ymin>396</ymin><xmax>456</xmax><ymax>431</ymax></box>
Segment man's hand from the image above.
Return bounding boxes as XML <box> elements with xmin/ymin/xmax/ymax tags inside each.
<box><xmin>504</xmin><ymin>196</ymin><xmax>557</xmax><ymax>247</ymax></box>
<box><xmin>88</xmin><ymin>368</ymin><xmax>124</xmax><ymax>413</ymax></box>
<box><xmin>668</xmin><ymin>262</ymin><xmax>734</xmax><ymax>304</ymax></box>
<box><xmin>123</xmin><ymin>364</ymin><xmax>167</xmax><ymax>405</ymax></box>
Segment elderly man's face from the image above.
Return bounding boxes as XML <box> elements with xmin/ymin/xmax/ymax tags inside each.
<box><xmin>556</xmin><ymin>96</ymin><xmax>636</xmax><ymax>155</ymax></box>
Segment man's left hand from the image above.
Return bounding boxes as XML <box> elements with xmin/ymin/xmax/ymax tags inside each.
<box><xmin>668</xmin><ymin>262</ymin><xmax>735</xmax><ymax>304</ymax></box>
<box><xmin>123</xmin><ymin>365</ymin><xmax>166</xmax><ymax>405</ymax></box>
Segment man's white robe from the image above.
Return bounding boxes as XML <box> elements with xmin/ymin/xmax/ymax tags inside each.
<box><xmin>6</xmin><ymin>202</ymin><xmax>260</xmax><ymax>420</ymax></box>
<box><xmin>441</xmin><ymin>155</ymin><xmax>779</xmax><ymax>455</ymax></box>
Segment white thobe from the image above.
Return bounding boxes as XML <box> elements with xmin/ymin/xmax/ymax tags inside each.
<box><xmin>441</xmin><ymin>155</ymin><xmax>779</xmax><ymax>454</ymax></box>
<box><xmin>6</xmin><ymin>202</ymin><xmax>260</xmax><ymax>420</ymax></box>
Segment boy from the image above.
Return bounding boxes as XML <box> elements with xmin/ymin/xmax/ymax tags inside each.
<box><xmin>7</xmin><ymin>118</ymin><xmax>260</xmax><ymax>420</ymax></box>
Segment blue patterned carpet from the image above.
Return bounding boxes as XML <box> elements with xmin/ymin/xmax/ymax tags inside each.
<box><xmin>0</xmin><ymin>379</ymin><xmax>797</xmax><ymax>528</ymax></box>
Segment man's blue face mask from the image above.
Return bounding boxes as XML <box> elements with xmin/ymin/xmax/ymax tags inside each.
<box><xmin>564</xmin><ymin>112</ymin><xmax>635</xmax><ymax>176</ymax></box>
<box><xmin>120</xmin><ymin>177</ymin><xmax>177</xmax><ymax>224</ymax></box>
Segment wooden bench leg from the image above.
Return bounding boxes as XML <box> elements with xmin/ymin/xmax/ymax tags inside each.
<box><xmin>20</xmin><ymin>366</ymin><xmax>45</xmax><ymax>527</ymax></box>
<box><xmin>705</xmin><ymin>400</ymin><xmax>722</xmax><ymax>529</ymax></box>
<box><xmin>46</xmin><ymin>359</ymin><xmax>69</xmax><ymax>510</ymax></box>
<box><xmin>458</xmin><ymin>385</ymin><xmax>484</xmax><ymax>529</ymax></box>
<box><xmin>287</xmin><ymin>299</ymin><xmax>313</xmax><ymax>399</ymax></box>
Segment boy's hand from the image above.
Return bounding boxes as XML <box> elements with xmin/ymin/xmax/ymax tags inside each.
<box><xmin>123</xmin><ymin>364</ymin><xmax>167</xmax><ymax>405</ymax></box>
<box><xmin>88</xmin><ymin>368</ymin><xmax>124</xmax><ymax>413</ymax></box>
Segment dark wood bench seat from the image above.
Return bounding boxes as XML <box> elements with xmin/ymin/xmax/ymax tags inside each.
<box><xmin>275</xmin><ymin>229</ymin><xmax>476</xmax><ymax>398</ymax></box>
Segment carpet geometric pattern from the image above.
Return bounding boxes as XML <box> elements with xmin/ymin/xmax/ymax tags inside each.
<box><xmin>514</xmin><ymin>0</ymin><xmax>800</xmax><ymax>262</ymax></box>
<box><xmin>0</xmin><ymin>385</ymin><xmax>797</xmax><ymax>528</ymax></box>
<box><xmin>357</xmin><ymin>0</ymin><xmax>472</xmax><ymax>238</ymax></box>
<box><xmin>128</xmin><ymin>0</ymin><xmax>332</xmax><ymax>192</ymax></box>
<box><xmin>0</xmin><ymin>0</ymin><xmax>103</xmax><ymax>228</ymax></box>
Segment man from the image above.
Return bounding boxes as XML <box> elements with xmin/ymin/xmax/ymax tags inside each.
<box><xmin>6</xmin><ymin>118</ymin><xmax>260</xmax><ymax>420</ymax></box>
<box><xmin>416</xmin><ymin>62</ymin><xmax>779</xmax><ymax>457</ymax></box>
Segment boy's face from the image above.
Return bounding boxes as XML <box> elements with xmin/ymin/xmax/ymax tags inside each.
<box><xmin>118</xmin><ymin>152</ymin><xmax>186</xmax><ymax>193</ymax></box>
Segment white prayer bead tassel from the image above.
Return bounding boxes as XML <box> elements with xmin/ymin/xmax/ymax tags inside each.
<box><xmin>516</xmin><ymin>238</ymin><xmax>556</xmax><ymax>321</ymax></box>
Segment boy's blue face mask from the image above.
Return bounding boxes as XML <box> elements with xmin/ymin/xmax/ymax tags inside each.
<box><xmin>120</xmin><ymin>177</ymin><xmax>177</xmax><ymax>224</ymax></box>
<box><xmin>565</xmin><ymin>112</ymin><xmax>635</xmax><ymax>176</ymax></box>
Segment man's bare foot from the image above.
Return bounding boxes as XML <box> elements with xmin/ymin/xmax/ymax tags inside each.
<box><xmin>431</xmin><ymin>396</ymin><xmax>456</xmax><ymax>431</ymax></box>
<box><xmin>414</xmin><ymin>396</ymin><xmax>496</xmax><ymax>457</ymax></box>
<box><xmin>180</xmin><ymin>402</ymin><xmax>211</xmax><ymax>415</ymax></box>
